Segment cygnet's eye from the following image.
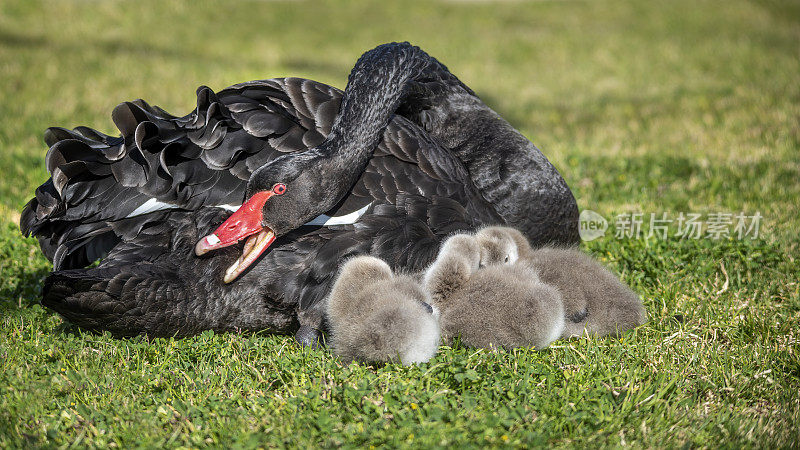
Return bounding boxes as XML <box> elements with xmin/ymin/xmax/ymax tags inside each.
<box><xmin>504</xmin><ymin>255</ymin><xmax>510</xmax><ymax>263</ymax></box>
<box><xmin>419</xmin><ymin>300</ymin><xmax>434</xmax><ymax>314</ymax></box>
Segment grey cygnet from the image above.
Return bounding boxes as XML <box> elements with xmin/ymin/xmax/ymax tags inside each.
<box><xmin>423</xmin><ymin>233</ymin><xmax>565</xmax><ymax>350</ymax></box>
<box><xmin>326</xmin><ymin>256</ymin><xmax>440</xmax><ymax>365</ymax></box>
<box><xmin>477</xmin><ymin>226</ymin><xmax>647</xmax><ymax>338</ymax></box>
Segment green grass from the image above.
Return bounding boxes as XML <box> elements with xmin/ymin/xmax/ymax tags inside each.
<box><xmin>1</xmin><ymin>0</ymin><xmax>799</xmax><ymax>447</ymax></box>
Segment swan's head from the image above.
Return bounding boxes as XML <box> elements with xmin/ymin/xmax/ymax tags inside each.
<box><xmin>194</xmin><ymin>153</ymin><xmax>341</xmax><ymax>282</ymax></box>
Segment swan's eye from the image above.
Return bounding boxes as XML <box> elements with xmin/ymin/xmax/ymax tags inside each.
<box><xmin>272</xmin><ymin>183</ymin><xmax>286</xmax><ymax>195</ymax></box>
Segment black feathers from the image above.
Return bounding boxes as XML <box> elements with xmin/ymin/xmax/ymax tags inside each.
<box><xmin>21</xmin><ymin>78</ymin><xmax>341</xmax><ymax>270</ymax></box>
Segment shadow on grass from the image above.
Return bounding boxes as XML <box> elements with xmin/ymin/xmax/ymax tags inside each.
<box><xmin>1</xmin><ymin>27</ymin><xmax>350</xmax><ymax>83</ymax></box>
<box><xmin>46</xmin><ymin>316</ymin><xmax>304</xmax><ymax>355</ymax></box>
<box><xmin>0</xmin><ymin>225</ymin><xmax>52</xmax><ymax>315</ymax></box>
<box><xmin>0</xmin><ymin>29</ymin><xmax>48</xmax><ymax>47</ymax></box>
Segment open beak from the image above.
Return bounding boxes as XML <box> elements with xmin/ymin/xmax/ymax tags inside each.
<box><xmin>194</xmin><ymin>191</ymin><xmax>277</xmax><ymax>283</ymax></box>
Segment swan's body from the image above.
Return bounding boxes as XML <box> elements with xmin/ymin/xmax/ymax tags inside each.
<box><xmin>21</xmin><ymin>43</ymin><xmax>579</xmax><ymax>342</ymax></box>
<box><xmin>325</xmin><ymin>256</ymin><xmax>439</xmax><ymax>365</ymax></box>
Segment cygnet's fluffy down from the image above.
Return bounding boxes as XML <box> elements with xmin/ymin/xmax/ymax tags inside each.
<box><xmin>525</xmin><ymin>247</ymin><xmax>647</xmax><ymax>337</ymax></box>
<box><xmin>326</xmin><ymin>256</ymin><xmax>440</xmax><ymax>365</ymax></box>
<box><xmin>424</xmin><ymin>233</ymin><xmax>565</xmax><ymax>350</ymax></box>
<box><xmin>476</xmin><ymin>226</ymin><xmax>647</xmax><ymax>338</ymax></box>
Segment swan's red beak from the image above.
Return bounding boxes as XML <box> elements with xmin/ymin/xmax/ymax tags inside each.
<box><xmin>194</xmin><ymin>190</ymin><xmax>277</xmax><ymax>283</ymax></box>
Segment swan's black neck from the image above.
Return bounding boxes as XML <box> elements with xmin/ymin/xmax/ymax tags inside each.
<box><xmin>319</xmin><ymin>42</ymin><xmax>450</xmax><ymax>166</ymax></box>
<box><xmin>310</xmin><ymin>42</ymin><xmax>459</xmax><ymax>206</ymax></box>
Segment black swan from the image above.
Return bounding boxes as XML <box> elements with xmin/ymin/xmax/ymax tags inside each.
<box><xmin>21</xmin><ymin>43</ymin><xmax>579</xmax><ymax>344</ymax></box>
<box><xmin>325</xmin><ymin>255</ymin><xmax>440</xmax><ymax>365</ymax></box>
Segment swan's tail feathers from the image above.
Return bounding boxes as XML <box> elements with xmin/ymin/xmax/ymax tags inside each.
<box><xmin>42</xmin><ymin>267</ymin><xmax>195</xmax><ymax>337</ymax></box>
<box><xmin>42</xmin><ymin>269</ymin><xmax>151</xmax><ymax>337</ymax></box>
<box><xmin>42</xmin><ymin>260</ymin><xmax>297</xmax><ymax>339</ymax></box>
<box><xmin>21</xmin><ymin>78</ymin><xmax>339</xmax><ymax>270</ymax></box>
<box><xmin>38</xmin><ymin>207</ymin><xmax>297</xmax><ymax>338</ymax></box>
<box><xmin>21</xmin><ymin>206</ymin><xmax>177</xmax><ymax>271</ymax></box>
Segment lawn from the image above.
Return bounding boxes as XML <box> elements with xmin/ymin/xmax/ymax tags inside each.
<box><xmin>1</xmin><ymin>0</ymin><xmax>799</xmax><ymax>447</ymax></box>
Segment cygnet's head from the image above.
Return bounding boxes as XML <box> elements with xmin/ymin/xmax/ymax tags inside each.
<box><xmin>326</xmin><ymin>255</ymin><xmax>394</xmax><ymax>330</ymax></box>
<box><xmin>440</xmin><ymin>234</ymin><xmax>481</xmax><ymax>268</ymax></box>
<box><xmin>424</xmin><ymin>228</ymin><xmax>539</xmax><ymax>311</ymax></box>
<box><xmin>474</xmin><ymin>226</ymin><xmax>535</xmax><ymax>267</ymax></box>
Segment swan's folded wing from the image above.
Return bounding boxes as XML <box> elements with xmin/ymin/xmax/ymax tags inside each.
<box><xmin>21</xmin><ymin>78</ymin><xmax>345</xmax><ymax>270</ymax></box>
